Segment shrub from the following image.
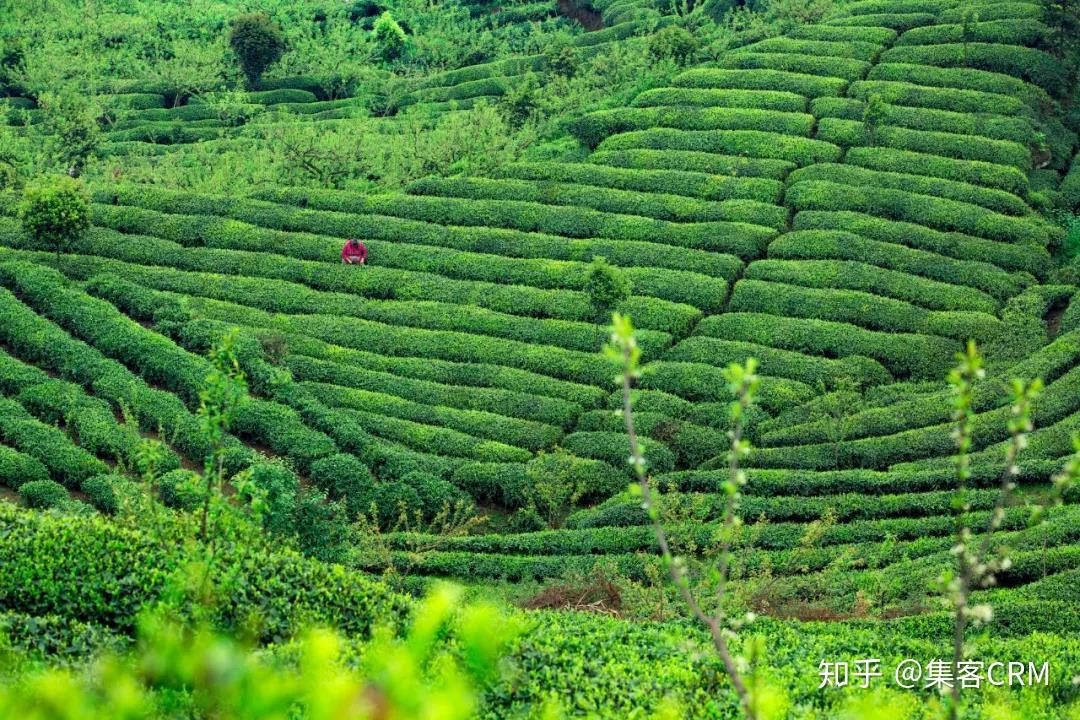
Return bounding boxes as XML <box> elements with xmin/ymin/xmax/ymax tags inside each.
<box><xmin>589</xmin><ymin>148</ymin><xmax>795</xmax><ymax>178</ymax></box>
<box><xmin>827</xmin><ymin>11</ymin><xmax>936</xmax><ymax>31</ymax></box>
<box><xmin>647</xmin><ymin>26</ymin><xmax>698</xmax><ymax>65</ymax></box>
<box><xmin>451</xmin><ymin>462</ymin><xmax>530</xmax><ymax>508</ymax></box>
<box><xmin>80</xmin><ymin>474</ymin><xmax>119</xmax><ymax>514</ymax></box>
<box><xmin>584</xmin><ymin>256</ymin><xmax>631</xmax><ymax>322</ymax></box>
<box><xmin>568</xmin><ymin>107</ymin><xmax>815</xmax><ymax>148</ymax></box>
<box><xmin>18</xmin><ymin>176</ymin><xmax>91</xmax><ymax>257</ymax></box>
<box><xmin>867</xmin><ymin>62</ymin><xmax>1051</xmax><ymax>109</ymax></box>
<box><xmin>786</xmin><ymin>179</ymin><xmax>1052</xmax><ymax>245</ymax></box>
<box><xmin>847</xmin><ymin>79</ymin><xmax>1032</xmax><ymax>118</ymax></box>
<box><xmin>631</xmin><ymin>87</ymin><xmax>807</xmax><ymax>112</ymax></box>
<box><xmin>402</xmin><ymin>471</ymin><xmax>469</xmax><ymax>519</ymax></box>
<box><xmin>878</xmin><ymin>43</ymin><xmax>1065</xmax><ymax>96</ymax></box>
<box><xmin>843</xmin><ymin>145</ymin><xmax>1029</xmax><ymax>195</ymax></box>
<box><xmin>157</xmin><ymin>469</ymin><xmax>203</xmax><ymax>511</ymax></box>
<box><xmin>308</xmin><ymin>453</ymin><xmax>376</xmax><ymax>518</ymax></box>
<box><xmin>639</xmin><ymin>361</ymin><xmax>815</xmax><ymax>413</ymax></box>
<box><xmin>0</xmin><ymin>445</ymin><xmax>49</xmax><ymax>491</ymax></box>
<box><xmin>596</xmin><ymin>128</ymin><xmax>841</xmax><ymax>167</ymax></box>
<box><xmin>561</xmin><ymin>431</ymin><xmax>674</xmax><ymax>478</ymax></box>
<box><xmin>20</xmin><ymin>479</ymin><xmax>69</xmax><ymax>509</ymax></box>
<box><xmin>791</xmin><ymin>210</ymin><xmax>1051</xmax><ymax>277</ymax></box>
<box><xmin>719</xmin><ymin>52</ymin><xmax>871</xmax><ymax>82</ymax></box>
<box><xmin>768</xmin><ymin>230</ymin><xmax>1028</xmax><ymax>301</ymax></box>
<box><xmin>229</xmin><ymin>13</ymin><xmax>285</xmax><ymax>87</ymax></box>
<box><xmin>372</xmin><ymin>11</ymin><xmax>407</xmax><ymax>63</ymax></box>
<box><xmin>672</xmin><ymin>67</ymin><xmax>848</xmax><ymax>98</ymax></box>
<box><xmin>697</xmin><ymin>311</ymin><xmax>956</xmax><ymax>378</ymax></box>
<box><xmin>0</xmin><ymin>397</ymin><xmax>109</xmax><ymax>488</ymax></box>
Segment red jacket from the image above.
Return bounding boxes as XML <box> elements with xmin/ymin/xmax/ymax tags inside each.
<box><xmin>342</xmin><ymin>240</ymin><xmax>367</xmax><ymax>263</ymax></box>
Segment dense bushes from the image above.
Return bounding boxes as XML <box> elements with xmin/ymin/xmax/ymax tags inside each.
<box><xmin>767</xmin><ymin>230</ymin><xmax>1027</xmax><ymax>300</ymax></box>
<box><xmin>788</xmin><ymin>162</ymin><xmax>1029</xmax><ymax>216</ymax></box>
<box><xmin>561</xmin><ymin>431</ymin><xmax>674</xmax><ymax>477</ymax></box>
<box><xmin>596</xmin><ymin>128</ymin><xmax>842</xmax><ymax>167</ymax></box>
<box><xmin>878</xmin><ymin>43</ymin><xmax>1065</xmax><ymax>96</ymax></box>
<box><xmin>589</xmin><ymin>148</ymin><xmax>795</xmax><ymax>178</ymax></box>
<box><xmin>631</xmin><ymin>87</ymin><xmax>807</xmax><ymax>112</ymax></box>
<box><xmin>791</xmin><ymin>210</ymin><xmax>1051</xmax><ymax>276</ymax></box>
<box><xmin>697</xmin><ymin>312</ymin><xmax>957</xmax><ymax>379</ymax></box>
<box><xmin>0</xmin><ymin>397</ymin><xmax>108</xmax><ymax>488</ymax></box>
<box><xmin>0</xmin><ymin>445</ymin><xmax>49</xmax><ymax>490</ymax></box>
<box><xmin>739</xmin><ymin>37</ymin><xmax>882</xmax><ymax>61</ymax></box>
<box><xmin>718</xmin><ymin>52</ymin><xmax>871</xmax><ymax>82</ymax></box>
<box><xmin>20</xmin><ymin>479</ymin><xmax>71</xmax><ymax>509</ymax></box>
<box><xmin>847</xmin><ymin>79</ymin><xmax>1032</xmax><ymax>118</ymax></box>
<box><xmin>814</xmin><ymin>99</ymin><xmax>1037</xmax><ymax>147</ymax></box>
<box><xmin>93</xmin><ymin>185</ymin><xmax>739</xmax><ymax>277</ymax></box>
<box><xmin>567</xmin><ymin>107</ymin><xmax>816</xmax><ymax>148</ymax></box>
<box><xmin>843</xmin><ymin>146</ymin><xmax>1029</xmax><ymax>195</ymax></box>
<box><xmin>0</xmin><ymin>504</ymin><xmax>407</xmax><ymax>639</ymax></box>
<box><xmin>867</xmin><ymin>62</ymin><xmax>1051</xmax><ymax>108</ymax></box>
<box><xmin>815</xmin><ymin>118</ymin><xmax>1032</xmax><ymax>169</ymax></box>
<box><xmin>728</xmin><ymin>278</ymin><xmax>1002</xmax><ymax>342</ymax></box>
<box><xmin>672</xmin><ymin>68</ymin><xmax>848</xmax><ymax>98</ymax></box>
<box><xmin>664</xmin><ymin>337</ymin><xmax>890</xmax><ymax>388</ymax></box>
<box><xmin>638</xmin><ymin>361</ymin><xmax>814</xmax><ymax>413</ymax></box>
<box><xmin>896</xmin><ymin>18</ymin><xmax>1047</xmax><ymax>47</ymax></box>
<box><xmin>407</xmin><ymin>175</ymin><xmax>787</xmax><ymax>227</ymax></box>
<box><xmin>492</xmin><ymin>161</ymin><xmax>784</xmax><ymax>203</ymax></box>
<box><xmin>786</xmin><ymin>179</ymin><xmax>1053</xmax><ymax>245</ymax></box>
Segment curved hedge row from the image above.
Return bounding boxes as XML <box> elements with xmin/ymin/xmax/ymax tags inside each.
<box><xmin>664</xmin><ymin>336</ymin><xmax>891</xmax><ymax>388</ymax></box>
<box><xmin>300</xmin><ymin>380</ymin><xmax>560</xmax><ymax>452</ymax></box>
<box><xmin>0</xmin><ymin>444</ymin><xmax>50</xmax><ymax>491</ymax></box>
<box><xmin>847</xmin><ymin>79</ymin><xmax>1032</xmax><ymax>118</ymax></box>
<box><xmin>762</xmin><ymin>331</ymin><xmax>1080</xmax><ymax>446</ymax></box>
<box><xmin>252</xmin><ymin>186</ymin><xmax>777</xmax><ymax>257</ymax></box>
<box><xmin>896</xmin><ymin>18</ymin><xmax>1047</xmax><ymax>47</ymax></box>
<box><xmin>406</xmin><ymin>175</ymin><xmax>788</xmax><ymax>228</ymax></box>
<box><xmin>672</xmin><ymin>68</ymin><xmax>848</xmax><ymax>98</ymax></box>
<box><xmin>814</xmin><ymin>99</ymin><xmax>1036</xmax><ymax>146</ymax></box>
<box><xmin>787</xmin><ymin>162</ymin><xmax>1029</xmax><ymax>216</ymax></box>
<box><xmin>738</xmin><ymin>37</ymin><xmax>883</xmax><ymax>61</ymax></box>
<box><xmin>718</xmin><ymin>52</ymin><xmax>871</xmax><ymax>82</ymax></box>
<box><xmin>93</xmin><ymin>186</ymin><xmax>739</xmax><ymax>276</ymax></box>
<box><xmin>569</xmin><ymin>106</ymin><xmax>816</xmax><ymax>149</ymax></box>
<box><xmin>588</xmin><ymin>148</ymin><xmax>796</xmax><ymax>178</ymax></box>
<box><xmin>791</xmin><ymin>24</ymin><xmax>897</xmax><ymax>43</ymax></box>
<box><xmin>744</xmin><ymin>258</ymin><xmax>999</xmax><ymax>312</ymax></box>
<box><xmin>0</xmin><ymin>505</ymin><xmax>407</xmax><ymax>638</ymax></box>
<box><xmin>561</xmin><ymin>431</ymin><xmax>674</xmax><ymax>477</ymax></box>
<box><xmin>284</xmin><ymin>354</ymin><xmax>581</xmax><ymax>428</ymax></box>
<box><xmin>639</xmin><ymin>361</ymin><xmax>815</xmax><ymax>412</ymax></box>
<box><xmin>697</xmin><ymin>311</ymin><xmax>957</xmax><ymax>378</ymax></box>
<box><xmin>826</xmin><ymin>12</ymin><xmax>937</xmax><ymax>31</ymax></box>
<box><xmin>867</xmin><ymin>62</ymin><xmax>1051</xmax><ymax>108</ymax></box>
<box><xmin>791</xmin><ymin>210</ymin><xmax>1050</xmax><ymax>276</ymax></box>
<box><xmin>0</xmin><ymin>218</ymin><xmax>693</xmax><ymax>335</ymax></box>
<box><xmin>0</xmin><ymin>397</ymin><xmax>107</xmax><ymax>489</ymax></box>
<box><xmin>181</xmin><ymin>291</ymin><xmax>621</xmax><ymax>389</ymax></box>
<box><xmin>878</xmin><ymin>43</ymin><xmax>1065</xmax><ymax>96</ymax></box>
<box><xmin>728</xmin><ymin>278</ymin><xmax>1002</xmax><ymax>341</ymax></box>
<box><xmin>767</xmin><ymin>229</ymin><xmax>1029</xmax><ymax>300</ymax></box>
<box><xmin>843</xmin><ymin>145</ymin><xmax>1029</xmax><ymax>195</ymax></box>
<box><xmin>491</xmin><ymin>161</ymin><xmax>784</xmax><ymax>203</ymax></box>
<box><xmin>815</xmin><ymin>118</ymin><xmax>1032</xmax><ymax>168</ymax></box>
<box><xmin>631</xmin><ymin>87</ymin><xmax>807</xmax><ymax>112</ymax></box>
<box><xmin>573</xmin><ymin>409</ymin><xmax>729</xmax><ymax>468</ymax></box>
<box><xmin>786</xmin><ymin>179</ymin><xmax>1053</xmax><ymax>245</ymax></box>
<box><xmin>596</xmin><ymin>128</ymin><xmax>842</xmax><ymax>167</ymax></box>
<box><xmin>938</xmin><ymin>2</ymin><xmax>1040</xmax><ymax>22</ymax></box>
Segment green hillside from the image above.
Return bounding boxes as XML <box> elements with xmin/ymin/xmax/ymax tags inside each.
<box><xmin>2</xmin><ymin>0</ymin><xmax>1080</xmax><ymax>716</ymax></box>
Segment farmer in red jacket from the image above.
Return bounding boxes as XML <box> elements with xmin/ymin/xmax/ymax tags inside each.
<box><xmin>341</xmin><ymin>238</ymin><xmax>368</xmax><ymax>265</ymax></box>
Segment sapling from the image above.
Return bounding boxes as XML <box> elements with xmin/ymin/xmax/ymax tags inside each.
<box><xmin>607</xmin><ymin>313</ymin><xmax>767</xmax><ymax>719</ymax></box>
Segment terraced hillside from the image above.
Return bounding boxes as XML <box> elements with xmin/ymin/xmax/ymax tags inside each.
<box><xmin>2</xmin><ymin>0</ymin><xmax>1080</xmax><ymax>710</ymax></box>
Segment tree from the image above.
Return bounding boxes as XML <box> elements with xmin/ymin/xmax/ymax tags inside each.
<box><xmin>648</xmin><ymin>25</ymin><xmax>699</xmax><ymax>65</ymax></box>
<box><xmin>229</xmin><ymin>13</ymin><xmax>285</xmax><ymax>87</ymax></box>
<box><xmin>862</xmin><ymin>93</ymin><xmax>887</xmax><ymax>146</ymax></box>
<box><xmin>372</xmin><ymin>11</ymin><xmax>407</xmax><ymax>63</ymax></box>
<box><xmin>584</xmin><ymin>256</ymin><xmax>631</xmax><ymax>321</ymax></box>
<box><xmin>17</xmin><ymin>175</ymin><xmax>91</xmax><ymax>257</ymax></box>
<box><xmin>38</xmin><ymin>90</ymin><xmax>101</xmax><ymax>178</ymax></box>
<box><xmin>1041</xmin><ymin>0</ymin><xmax>1080</xmax><ymax>60</ymax></box>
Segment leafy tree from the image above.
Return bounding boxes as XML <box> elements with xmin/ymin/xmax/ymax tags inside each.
<box><xmin>373</xmin><ymin>11</ymin><xmax>407</xmax><ymax>63</ymax></box>
<box><xmin>543</xmin><ymin>39</ymin><xmax>579</xmax><ymax>77</ymax></box>
<box><xmin>648</xmin><ymin>25</ymin><xmax>699</xmax><ymax>65</ymax></box>
<box><xmin>1041</xmin><ymin>0</ymin><xmax>1080</xmax><ymax>60</ymax></box>
<box><xmin>17</xmin><ymin>175</ymin><xmax>91</xmax><ymax>258</ymax></box>
<box><xmin>584</xmin><ymin>256</ymin><xmax>631</xmax><ymax>321</ymax></box>
<box><xmin>38</xmin><ymin>90</ymin><xmax>101</xmax><ymax>177</ymax></box>
<box><xmin>229</xmin><ymin>13</ymin><xmax>285</xmax><ymax>87</ymax></box>
<box><xmin>862</xmin><ymin>93</ymin><xmax>887</xmax><ymax>146</ymax></box>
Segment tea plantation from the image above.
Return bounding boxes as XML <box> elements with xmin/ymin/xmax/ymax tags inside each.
<box><xmin>2</xmin><ymin>0</ymin><xmax>1080</xmax><ymax>716</ymax></box>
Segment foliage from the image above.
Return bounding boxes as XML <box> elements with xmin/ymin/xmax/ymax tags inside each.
<box><xmin>648</xmin><ymin>26</ymin><xmax>699</xmax><ymax>65</ymax></box>
<box><xmin>584</xmin><ymin>256</ymin><xmax>632</xmax><ymax>322</ymax></box>
<box><xmin>17</xmin><ymin>176</ymin><xmax>91</xmax><ymax>257</ymax></box>
<box><xmin>229</xmin><ymin>13</ymin><xmax>286</xmax><ymax>87</ymax></box>
<box><xmin>372</xmin><ymin>11</ymin><xmax>408</xmax><ymax>63</ymax></box>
